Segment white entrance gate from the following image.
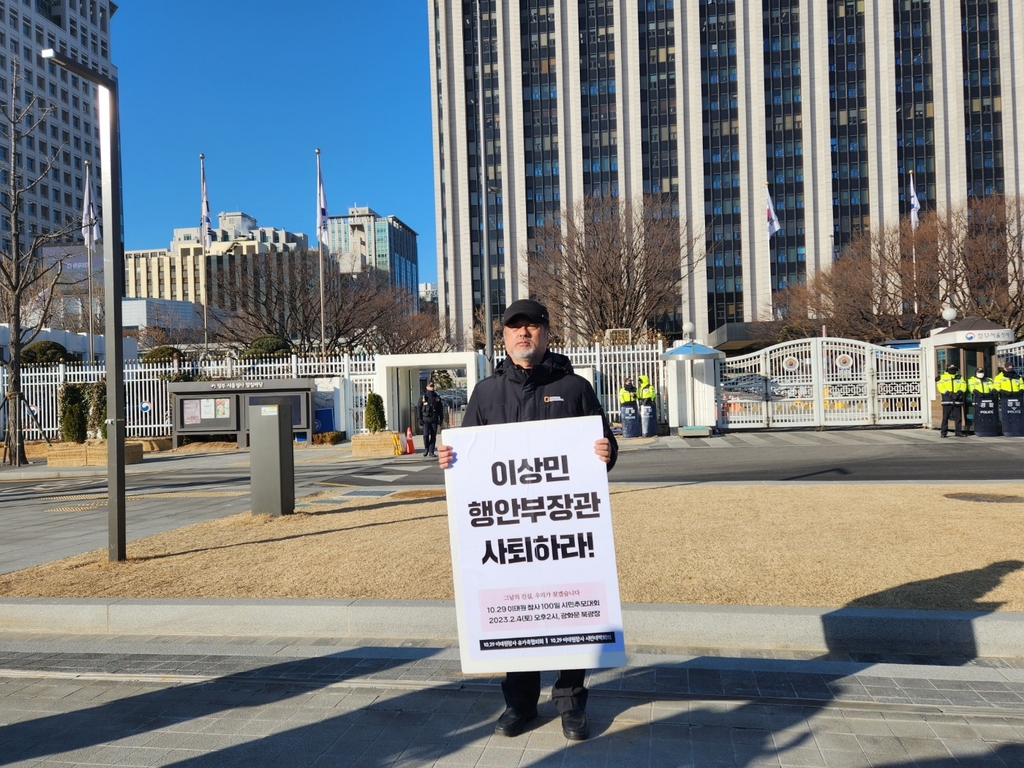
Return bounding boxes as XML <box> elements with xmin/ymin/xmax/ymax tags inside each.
<box><xmin>717</xmin><ymin>338</ymin><xmax>926</xmax><ymax>430</ymax></box>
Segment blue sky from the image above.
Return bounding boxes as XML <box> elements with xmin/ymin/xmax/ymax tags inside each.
<box><xmin>115</xmin><ymin>1</ymin><xmax>437</xmax><ymax>283</ymax></box>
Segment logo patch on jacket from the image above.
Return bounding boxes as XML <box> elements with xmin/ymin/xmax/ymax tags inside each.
<box><xmin>544</xmin><ymin>396</ymin><xmax>564</xmax><ymax>403</ymax></box>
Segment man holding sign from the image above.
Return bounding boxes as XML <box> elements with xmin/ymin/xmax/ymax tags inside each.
<box><xmin>438</xmin><ymin>299</ymin><xmax>618</xmax><ymax>741</ymax></box>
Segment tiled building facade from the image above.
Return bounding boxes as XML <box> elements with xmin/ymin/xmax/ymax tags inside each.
<box><xmin>431</xmin><ymin>0</ymin><xmax>1024</xmax><ymax>349</ymax></box>
<box><xmin>324</xmin><ymin>206</ymin><xmax>419</xmax><ymax>308</ymax></box>
<box><xmin>0</xmin><ymin>1</ymin><xmax>116</xmax><ymax>248</ymax></box>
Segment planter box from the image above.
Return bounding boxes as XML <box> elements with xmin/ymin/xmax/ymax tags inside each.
<box><xmin>47</xmin><ymin>442</ymin><xmax>145</xmax><ymax>467</ymax></box>
<box><xmin>351</xmin><ymin>431</ymin><xmax>401</xmax><ymax>458</ymax></box>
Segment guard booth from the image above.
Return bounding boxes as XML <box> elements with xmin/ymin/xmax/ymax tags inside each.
<box><xmin>168</xmin><ymin>379</ymin><xmax>314</xmax><ymax>449</ymax></box>
<box><xmin>373</xmin><ymin>352</ymin><xmax>485</xmax><ymax>438</ymax></box>
<box><xmin>918</xmin><ymin>318</ymin><xmax>1014</xmax><ymax>432</ymax></box>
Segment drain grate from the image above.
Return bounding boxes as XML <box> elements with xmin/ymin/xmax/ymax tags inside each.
<box><xmin>344</xmin><ymin>489</ymin><xmax>393</xmax><ymax>497</ymax></box>
<box><xmin>944</xmin><ymin>492</ymin><xmax>1024</xmax><ymax>504</ymax></box>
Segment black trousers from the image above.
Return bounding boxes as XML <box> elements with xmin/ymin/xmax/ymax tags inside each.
<box><xmin>501</xmin><ymin>669</ymin><xmax>588</xmax><ymax>714</ymax></box>
<box><xmin>422</xmin><ymin>421</ymin><xmax>439</xmax><ymax>454</ymax></box>
<box><xmin>940</xmin><ymin>403</ymin><xmax>963</xmax><ymax>436</ymax></box>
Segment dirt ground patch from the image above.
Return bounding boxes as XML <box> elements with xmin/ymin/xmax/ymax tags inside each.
<box><xmin>172</xmin><ymin>441</ymin><xmax>239</xmax><ymax>453</ymax></box>
<box><xmin>2</xmin><ymin>484</ymin><xmax>1023</xmax><ymax>611</ymax></box>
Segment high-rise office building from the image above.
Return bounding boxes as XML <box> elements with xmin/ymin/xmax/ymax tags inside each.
<box><xmin>430</xmin><ymin>0</ymin><xmax>1024</xmax><ymax>349</ymax></box>
<box><xmin>0</xmin><ymin>1</ymin><xmax>116</xmax><ymax>248</ymax></box>
<box><xmin>325</xmin><ymin>206</ymin><xmax>419</xmax><ymax>307</ymax></box>
<box><xmin>125</xmin><ymin>212</ymin><xmax>308</xmax><ymax>311</ymax></box>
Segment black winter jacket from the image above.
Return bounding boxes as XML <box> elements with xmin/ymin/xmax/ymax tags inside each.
<box><xmin>462</xmin><ymin>351</ymin><xmax>618</xmax><ymax>470</ymax></box>
<box><xmin>418</xmin><ymin>390</ymin><xmax>444</xmax><ymax>424</ymax></box>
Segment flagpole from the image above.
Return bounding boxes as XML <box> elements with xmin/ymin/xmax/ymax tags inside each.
<box><xmin>200</xmin><ymin>154</ymin><xmax>210</xmax><ymax>353</ymax></box>
<box><xmin>84</xmin><ymin>160</ymin><xmax>94</xmax><ymax>362</ymax></box>
<box><xmin>316</xmin><ymin>149</ymin><xmax>326</xmax><ymax>357</ymax></box>
<box><xmin>910</xmin><ymin>171</ymin><xmax>919</xmax><ymax>315</ymax></box>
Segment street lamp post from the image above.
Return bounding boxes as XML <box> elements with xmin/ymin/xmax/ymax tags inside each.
<box><xmin>84</xmin><ymin>160</ymin><xmax>95</xmax><ymax>362</ymax></box>
<box><xmin>42</xmin><ymin>48</ymin><xmax>127</xmax><ymax>562</ymax></box>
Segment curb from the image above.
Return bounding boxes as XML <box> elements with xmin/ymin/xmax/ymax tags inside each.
<box><xmin>2</xmin><ymin>599</ymin><xmax>1022</xmax><ymax>658</ymax></box>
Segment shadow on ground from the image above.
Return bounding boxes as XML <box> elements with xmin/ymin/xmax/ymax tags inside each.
<box><xmin>2</xmin><ymin>562</ymin><xmax>1023</xmax><ymax>766</ymax></box>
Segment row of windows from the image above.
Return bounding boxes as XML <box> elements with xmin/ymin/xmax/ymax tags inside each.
<box><xmin>763</xmin><ymin>35</ymin><xmax>800</xmax><ymax>52</ymax></box>
<box><xmin>765</xmin><ymin>62</ymin><xmax>801</xmax><ymax>78</ymax></box>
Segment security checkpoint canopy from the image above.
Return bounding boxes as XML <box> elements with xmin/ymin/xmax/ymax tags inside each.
<box><xmin>925</xmin><ymin>316</ymin><xmax>1014</xmax><ymax>346</ymax></box>
<box><xmin>661</xmin><ymin>341</ymin><xmax>726</xmax><ymax>361</ymax></box>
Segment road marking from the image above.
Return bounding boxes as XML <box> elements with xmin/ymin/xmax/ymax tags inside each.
<box><xmin>48</xmin><ymin>502</ymin><xmax>106</xmax><ymax>512</ymax></box>
<box><xmin>43</xmin><ymin>491</ymin><xmax>248</xmax><ymax>502</ymax></box>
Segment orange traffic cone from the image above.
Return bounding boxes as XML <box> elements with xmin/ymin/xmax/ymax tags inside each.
<box><xmin>405</xmin><ymin>426</ymin><xmax>415</xmax><ymax>455</ymax></box>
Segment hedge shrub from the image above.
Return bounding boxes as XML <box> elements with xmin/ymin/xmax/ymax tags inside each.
<box><xmin>22</xmin><ymin>341</ymin><xmax>73</xmax><ymax>365</ymax></box>
<box><xmin>365</xmin><ymin>392</ymin><xmax>386</xmax><ymax>433</ymax></box>
<box><xmin>58</xmin><ymin>383</ymin><xmax>88</xmax><ymax>443</ymax></box>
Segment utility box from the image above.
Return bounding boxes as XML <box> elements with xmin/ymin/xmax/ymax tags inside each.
<box><xmin>249</xmin><ymin>403</ymin><xmax>294</xmax><ymax>517</ymax></box>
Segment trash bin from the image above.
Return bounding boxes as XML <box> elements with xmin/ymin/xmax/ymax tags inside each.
<box><xmin>620</xmin><ymin>402</ymin><xmax>641</xmax><ymax>438</ymax></box>
<box><xmin>640</xmin><ymin>402</ymin><xmax>658</xmax><ymax>437</ymax></box>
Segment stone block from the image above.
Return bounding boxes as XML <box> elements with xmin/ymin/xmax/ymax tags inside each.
<box><xmin>351</xmin><ymin>431</ymin><xmax>402</xmax><ymax>458</ymax></box>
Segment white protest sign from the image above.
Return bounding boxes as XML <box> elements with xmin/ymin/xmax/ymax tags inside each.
<box><xmin>443</xmin><ymin>415</ymin><xmax>625</xmax><ymax>674</ymax></box>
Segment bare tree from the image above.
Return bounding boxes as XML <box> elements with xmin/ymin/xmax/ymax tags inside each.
<box><xmin>755</xmin><ymin>195</ymin><xmax>1024</xmax><ymax>344</ymax></box>
<box><xmin>939</xmin><ymin>195</ymin><xmax>1024</xmax><ymax>335</ymax></box>
<box><xmin>362</xmin><ymin>303</ymin><xmax>453</xmax><ymax>354</ymax></box>
<box><xmin>0</xmin><ymin>62</ymin><xmax>81</xmax><ymax>464</ymax></box>
<box><xmin>209</xmin><ymin>250</ymin><xmax>434</xmax><ymax>355</ymax></box>
<box><xmin>528</xmin><ymin>195</ymin><xmax>703</xmax><ymax>342</ymax></box>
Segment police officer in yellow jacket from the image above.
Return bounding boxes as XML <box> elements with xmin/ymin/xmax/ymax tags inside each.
<box><xmin>936</xmin><ymin>363</ymin><xmax>967</xmax><ymax>437</ymax></box>
<box><xmin>637</xmin><ymin>374</ymin><xmax>657</xmax><ymax>405</ymax></box>
<box><xmin>618</xmin><ymin>377</ymin><xmax>637</xmax><ymax>405</ymax></box>
<box><xmin>994</xmin><ymin>362</ymin><xmax>1024</xmax><ymax>436</ymax></box>
<box><xmin>994</xmin><ymin>362</ymin><xmax>1024</xmax><ymax>394</ymax></box>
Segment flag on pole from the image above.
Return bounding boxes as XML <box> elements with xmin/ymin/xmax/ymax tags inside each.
<box><xmin>200</xmin><ymin>154</ymin><xmax>212</xmax><ymax>251</ymax></box>
<box><xmin>80</xmin><ymin>162</ymin><xmax>100</xmax><ymax>248</ymax></box>
<box><xmin>767</xmin><ymin>186</ymin><xmax>782</xmax><ymax>240</ymax></box>
<box><xmin>909</xmin><ymin>173</ymin><xmax>921</xmax><ymax>231</ymax></box>
<box><xmin>316</xmin><ymin>150</ymin><xmax>329</xmax><ymax>248</ymax></box>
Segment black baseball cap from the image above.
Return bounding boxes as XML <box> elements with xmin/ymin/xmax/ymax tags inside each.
<box><xmin>502</xmin><ymin>299</ymin><xmax>549</xmax><ymax>326</ymax></box>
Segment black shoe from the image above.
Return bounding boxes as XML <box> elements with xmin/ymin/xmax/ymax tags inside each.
<box><xmin>940</xmin><ymin>434</ymin><xmax>947</xmax><ymax>438</ymax></box>
<box><xmin>561</xmin><ymin>709</ymin><xmax>590</xmax><ymax>741</ymax></box>
<box><xmin>494</xmin><ymin>706</ymin><xmax>537</xmax><ymax>737</ymax></box>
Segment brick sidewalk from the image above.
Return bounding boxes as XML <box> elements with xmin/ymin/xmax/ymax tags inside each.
<box><xmin>2</xmin><ymin>636</ymin><xmax>1023</xmax><ymax>767</ymax></box>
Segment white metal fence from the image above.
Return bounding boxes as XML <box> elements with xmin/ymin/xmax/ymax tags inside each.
<box><xmin>997</xmin><ymin>340</ymin><xmax>1024</xmax><ymax>370</ymax></box>
<box><xmin>1</xmin><ymin>344</ymin><xmax>669</xmax><ymax>441</ymax></box>
<box><xmin>512</xmin><ymin>341</ymin><xmax>668</xmax><ymax>424</ymax></box>
<box><xmin>716</xmin><ymin>338</ymin><xmax>926</xmax><ymax>430</ymax></box>
<box><xmin>19</xmin><ymin>338</ymin><xmax>1024</xmax><ymax>440</ymax></box>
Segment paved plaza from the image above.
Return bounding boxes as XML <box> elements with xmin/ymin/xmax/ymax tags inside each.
<box><xmin>2</xmin><ymin>433</ymin><xmax>1023</xmax><ymax>765</ymax></box>
<box><xmin>2</xmin><ymin>633</ymin><xmax>1024</xmax><ymax>767</ymax></box>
